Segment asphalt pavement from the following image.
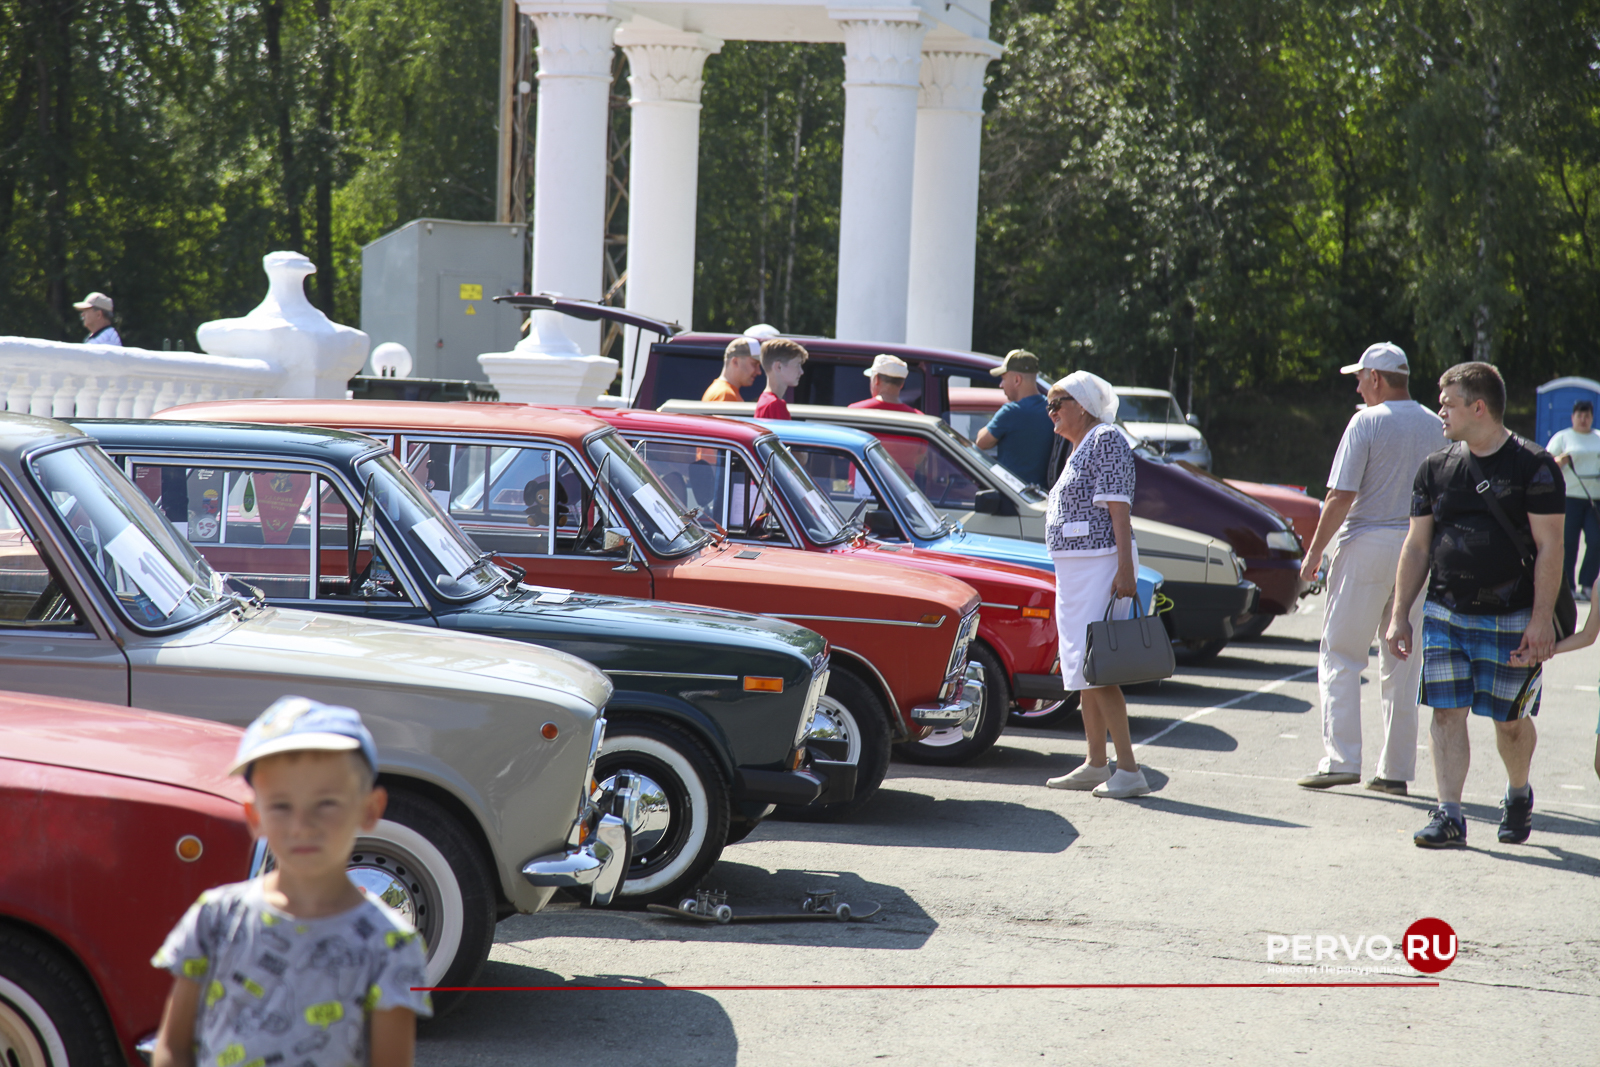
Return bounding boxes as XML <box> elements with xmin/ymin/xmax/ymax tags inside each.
<box><xmin>418</xmin><ymin>592</ymin><xmax>1600</xmax><ymax>1066</ymax></box>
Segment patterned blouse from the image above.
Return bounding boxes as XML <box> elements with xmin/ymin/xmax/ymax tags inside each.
<box><xmin>1046</xmin><ymin>422</ymin><xmax>1136</xmax><ymax>555</ymax></box>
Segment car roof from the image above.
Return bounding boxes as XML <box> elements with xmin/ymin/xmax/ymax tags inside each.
<box><xmin>1115</xmin><ymin>387</ymin><xmax>1175</xmax><ymax>398</ymax></box>
<box><xmin>157</xmin><ymin>399</ymin><xmax>614</xmax><ymax>443</ymax></box>
<box><xmin>659</xmin><ymin>400</ymin><xmax>950</xmax><ymax>432</ymax></box>
<box><xmin>0</xmin><ymin>411</ymin><xmax>91</xmax><ymax>462</ymax></box>
<box><xmin>566</xmin><ymin>406</ymin><xmax>772</xmax><ymax>447</ymax></box>
<box><xmin>70</xmin><ymin>418</ymin><xmax>387</xmax><ymax>465</ymax></box>
<box><xmin>759</xmin><ymin>419</ymin><xmax>883</xmax><ymax>450</ymax></box>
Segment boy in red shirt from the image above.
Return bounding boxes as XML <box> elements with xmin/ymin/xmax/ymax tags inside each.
<box><xmin>754</xmin><ymin>338</ymin><xmax>808</xmax><ymax>419</ymax></box>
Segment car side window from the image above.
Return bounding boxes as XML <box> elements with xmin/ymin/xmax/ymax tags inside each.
<box><xmin>0</xmin><ymin>492</ymin><xmax>87</xmax><ymax>630</ymax></box>
<box><xmin>787</xmin><ymin>446</ymin><xmax>901</xmax><ymax>537</ymax></box>
<box><xmin>874</xmin><ymin>433</ymin><xmax>980</xmax><ymax>509</ymax></box>
<box><xmin>403</xmin><ymin>441</ymin><xmax>626</xmax><ymax>558</ymax></box>
<box><xmin>129</xmin><ymin>465</ymin><xmax>407</xmax><ymax>602</ymax></box>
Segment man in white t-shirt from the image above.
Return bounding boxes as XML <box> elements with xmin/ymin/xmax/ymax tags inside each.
<box><xmin>74</xmin><ymin>291</ymin><xmax>122</xmax><ymax>345</ymax></box>
<box><xmin>1546</xmin><ymin>399</ymin><xmax>1600</xmax><ymax>601</ymax></box>
<box><xmin>1296</xmin><ymin>343</ymin><xmax>1445</xmax><ymax>795</ymax></box>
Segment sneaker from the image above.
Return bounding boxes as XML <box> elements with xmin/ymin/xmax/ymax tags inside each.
<box><xmin>1046</xmin><ymin>762</ymin><xmax>1112</xmax><ymax>790</ymax></box>
<box><xmin>1092</xmin><ymin>767</ymin><xmax>1152</xmax><ymax>798</ymax></box>
<box><xmin>1296</xmin><ymin>771</ymin><xmax>1361</xmax><ymax>789</ymax></box>
<box><xmin>1413</xmin><ymin>808</ymin><xmax>1467</xmax><ymax>849</ymax></box>
<box><xmin>1498</xmin><ymin>788</ymin><xmax>1534</xmax><ymax>844</ymax></box>
<box><xmin>1365</xmin><ymin>777</ymin><xmax>1409</xmax><ymax>796</ymax></box>
<box><xmin>1576</xmin><ymin>588</ymin><xmax>1591</xmax><ymax>603</ymax></box>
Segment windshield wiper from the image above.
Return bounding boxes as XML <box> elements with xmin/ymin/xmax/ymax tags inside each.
<box><xmin>451</xmin><ymin>549</ymin><xmax>497</xmax><ymax>583</ymax></box>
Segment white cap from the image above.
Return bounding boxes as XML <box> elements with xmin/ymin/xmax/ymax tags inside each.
<box><xmin>863</xmin><ymin>354</ymin><xmax>909</xmax><ymax>379</ymax></box>
<box><xmin>73</xmin><ymin>291</ymin><xmax>113</xmax><ymax>313</ymax></box>
<box><xmin>1340</xmin><ymin>342</ymin><xmax>1409</xmax><ymax>375</ymax></box>
<box><xmin>743</xmin><ymin>323</ymin><xmax>780</xmax><ymax>340</ymax></box>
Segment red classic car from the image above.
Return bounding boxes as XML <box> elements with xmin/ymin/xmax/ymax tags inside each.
<box><xmin>0</xmin><ymin>690</ymin><xmax>253</xmax><ymax>1067</ymax></box>
<box><xmin>157</xmin><ymin>400</ymin><xmax>983</xmax><ymax>819</ymax></box>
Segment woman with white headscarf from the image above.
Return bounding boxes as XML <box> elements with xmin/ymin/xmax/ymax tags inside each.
<box><xmin>1043</xmin><ymin>370</ymin><xmax>1150</xmax><ymax>798</ymax></box>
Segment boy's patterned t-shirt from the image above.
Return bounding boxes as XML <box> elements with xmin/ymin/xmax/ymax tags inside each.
<box><xmin>153</xmin><ymin>879</ymin><xmax>433</xmax><ymax>1065</ymax></box>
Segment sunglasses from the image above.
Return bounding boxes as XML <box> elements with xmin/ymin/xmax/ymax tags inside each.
<box><xmin>1047</xmin><ymin>397</ymin><xmax>1067</xmax><ymax>414</ymax></box>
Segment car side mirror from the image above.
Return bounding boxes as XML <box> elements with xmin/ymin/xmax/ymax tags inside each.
<box><xmin>864</xmin><ymin>509</ymin><xmax>900</xmax><ymax>538</ymax></box>
<box><xmin>1185</xmin><ymin>413</ymin><xmax>1201</xmax><ymax>428</ymax></box>
<box><xmin>973</xmin><ymin>489</ymin><xmax>1002</xmax><ymax>515</ymax></box>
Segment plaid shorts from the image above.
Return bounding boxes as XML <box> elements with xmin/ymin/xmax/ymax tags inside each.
<box><xmin>1419</xmin><ymin>602</ymin><xmax>1538</xmax><ymax>721</ymax></box>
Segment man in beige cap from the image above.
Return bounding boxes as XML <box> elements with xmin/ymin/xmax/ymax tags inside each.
<box><xmin>850</xmin><ymin>354</ymin><xmax>916</xmax><ymax>412</ymax></box>
<box><xmin>977</xmin><ymin>349</ymin><xmax>1052</xmax><ymax>487</ymax></box>
<box><xmin>74</xmin><ymin>292</ymin><xmax>121</xmax><ymax>346</ymax></box>
<box><xmin>703</xmin><ymin>337</ymin><xmax>763</xmax><ymax>402</ymax></box>
<box><xmin>1296</xmin><ymin>342</ymin><xmax>1443</xmax><ymax>796</ymax></box>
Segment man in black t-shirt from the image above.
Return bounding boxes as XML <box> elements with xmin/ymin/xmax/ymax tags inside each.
<box><xmin>1386</xmin><ymin>362</ymin><xmax>1564</xmax><ymax>850</ymax></box>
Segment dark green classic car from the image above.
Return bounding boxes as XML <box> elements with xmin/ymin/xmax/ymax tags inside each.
<box><xmin>77</xmin><ymin>419</ymin><xmax>846</xmax><ymax>904</ymax></box>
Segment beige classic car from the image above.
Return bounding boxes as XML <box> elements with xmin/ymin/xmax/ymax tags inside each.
<box><xmin>0</xmin><ymin>412</ymin><xmax>625</xmax><ymax>1004</ymax></box>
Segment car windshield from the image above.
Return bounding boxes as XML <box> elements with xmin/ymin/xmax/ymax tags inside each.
<box><xmin>862</xmin><ymin>442</ymin><xmax>949</xmax><ymax>540</ymax></box>
<box><xmin>1117</xmin><ymin>393</ymin><xmax>1185</xmax><ymax>424</ymax></box>
<box><xmin>931</xmin><ymin>421</ymin><xmax>1048</xmax><ymax>502</ymax></box>
<box><xmin>586</xmin><ymin>432</ymin><xmax>709</xmax><ymax>557</ymax></box>
<box><xmin>28</xmin><ymin>443</ymin><xmax>230</xmax><ymax>630</ymax></box>
<box><xmin>359</xmin><ymin>453</ymin><xmax>506</xmax><ymax>599</ymax></box>
<box><xmin>757</xmin><ymin>438</ymin><xmax>850</xmax><ymax>544</ymax></box>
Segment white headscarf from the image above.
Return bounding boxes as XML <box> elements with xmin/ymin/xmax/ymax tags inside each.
<box><xmin>1056</xmin><ymin>370</ymin><xmax>1120</xmax><ymax>424</ymax></box>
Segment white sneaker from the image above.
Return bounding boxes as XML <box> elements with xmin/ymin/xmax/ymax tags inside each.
<box><xmin>1092</xmin><ymin>767</ymin><xmax>1152</xmax><ymax>798</ymax></box>
<box><xmin>1046</xmin><ymin>762</ymin><xmax>1113</xmax><ymax>790</ymax></box>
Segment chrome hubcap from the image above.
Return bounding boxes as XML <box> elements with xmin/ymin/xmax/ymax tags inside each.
<box><xmin>806</xmin><ymin>697</ymin><xmax>862</xmax><ymax>764</ymax></box>
<box><xmin>0</xmin><ymin>1002</ymin><xmax>49</xmax><ymax>1067</ymax></box>
<box><xmin>348</xmin><ymin>865</ymin><xmax>418</xmax><ymax>927</ymax></box>
<box><xmin>595</xmin><ymin>772</ymin><xmax>671</xmax><ymax>855</ymax></box>
<box><xmin>348</xmin><ymin>840</ymin><xmax>438</xmax><ymax>953</ymax></box>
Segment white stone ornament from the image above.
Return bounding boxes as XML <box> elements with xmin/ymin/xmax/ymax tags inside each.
<box><xmin>370</xmin><ymin>342</ymin><xmax>414</xmax><ymax>378</ymax></box>
<box><xmin>197</xmin><ymin>252</ymin><xmax>369</xmax><ymax>399</ymax></box>
<box><xmin>477</xmin><ymin>295</ymin><xmax>619</xmax><ymax>405</ymax></box>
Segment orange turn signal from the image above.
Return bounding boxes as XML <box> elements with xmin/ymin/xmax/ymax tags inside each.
<box><xmin>541</xmin><ymin>722</ymin><xmax>559</xmax><ymax>740</ymax></box>
<box><xmin>175</xmin><ymin>835</ymin><xmax>203</xmax><ymax>862</ymax></box>
<box><xmin>1022</xmin><ymin>606</ymin><xmax>1052</xmax><ymax>619</ymax></box>
<box><xmin>918</xmin><ymin>613</ymin><xmax>945</xmax><ymax>626</ymax></box>
<box><xmin>744</xmin><ymin>676</ymin><xmax>784</xmax><ymax>693</ymax></box>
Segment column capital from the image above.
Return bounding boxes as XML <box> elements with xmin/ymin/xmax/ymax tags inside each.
<box><xmin>917</xmin><ymin>43</ymin><xmax>1000</xmax><ymax>112</ymax></box>
<box><xmin>616</xmin><ymin>27</ymin><xmax>722</xmax><ymax>105</ymax></box>
<box><xmin>522</xmin><ymin>8</ymin><xmax>620</xmax><ymax>80</ymax></box>
<box><xmin>830</xmin><ymin>10</ymin><xmax>929</xmax><ymax>89</ymax></box>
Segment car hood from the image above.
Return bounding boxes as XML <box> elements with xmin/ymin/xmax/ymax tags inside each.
<box><xmin>849</xmin><ymin>541</ymin><xmax>1055</xmax><ymax>601</ymax></box>
<box><xmin>167</xmin><ymin>606</ymin><xmax>613</xmax><ymax>713</ymax></box>
<box><xmin>1123</xmin><ymin>421</ymin><xmax>1204</xmax><ymax>445</ymax></box>
<box><xmin>483</xmin><ymin>584</ymin><xmax>827</xmax><ymax>665</ymax></box>
<box><xmin>0</xmin><ymin>693</ymin><xmax>248</xmax><ymax>804</ymax></box>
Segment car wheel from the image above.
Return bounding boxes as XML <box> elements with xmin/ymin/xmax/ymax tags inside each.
<box><xmin>350</xmin><ymin>790</ymin><xmax>497</xmax><ymax>1017</ymax></box>
<box><xmin>774</xmin><ymin>668</ymin><xmax>891</xmax><ymax>822</ymax></box>
<box><xmin>895</xmin><ymin>643</ymin><xmax>1010</xmax><ymax>765</ymax></box>
<box><xmin>0</xmin><ymin>926</ymin><xmax>120</xmax><ymax>1067</ymax></box>
<box><xmin>594</xmin><ymin>719</ymin><xmax>731</xmax><ymax>904</ymax></box>
<box><xmin>1008</xmin><ymin>691</ymin><xmax>1081</xmax><ymax>729</ymax></box>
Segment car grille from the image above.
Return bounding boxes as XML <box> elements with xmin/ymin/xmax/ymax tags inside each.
<box><xmin>940</xmin><ymin>609</ymin><xmax>981</xmax><ymax>700</ymax></box>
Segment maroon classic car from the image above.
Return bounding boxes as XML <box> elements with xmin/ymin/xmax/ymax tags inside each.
<box><xmin>0</xmin><ymin>690</ymin><xmax>253</xmax><ymax>1067</ymax></box>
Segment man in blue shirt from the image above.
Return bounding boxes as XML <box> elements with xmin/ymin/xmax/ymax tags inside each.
<box><xmin>977</xmin><ymin>349</ymin><xmax>1052</xmax><ymax>487</ymax></box>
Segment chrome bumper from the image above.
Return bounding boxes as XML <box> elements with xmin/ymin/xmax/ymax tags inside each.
<box><xmin>522</xmin><ymin>778</ymin><xmax>636</xmax><ymax>906</ymax></box>
<box><xmin>910</xmin><ymin>663</ymin><xmax>985</xmax><ymax>728</ymax></box>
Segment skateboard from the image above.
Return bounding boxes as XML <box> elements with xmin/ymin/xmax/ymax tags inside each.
<box><xmin>647</xmin><ymin>888</ymin><xmax>881</xmax><ymax>925</ymax></box>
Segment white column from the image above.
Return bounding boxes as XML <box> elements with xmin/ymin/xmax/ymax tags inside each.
<box><xmin>831</xmin><ymin>10</ymin><xmax>928</xmax><ymax>344</ymax></box>
<box><xmin>906</xmin><ymin>41</ymin><xmax>1000</xmax><ymax>351</ymax></box>
<box><xmin>617</xmin><ymin>26</ymin><xmax>721</xmax><ymax>400</ymax></box>
<box><xmin>520</xmin><ymin>6</ymin><xmax>618</xmax><ymax>356</ymax></box>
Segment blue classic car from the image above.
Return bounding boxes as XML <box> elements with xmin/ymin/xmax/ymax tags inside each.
<box><xmin>75</xmin><ymin>419</ymin><xmax>844</xmax><ymax>907</ymax></box>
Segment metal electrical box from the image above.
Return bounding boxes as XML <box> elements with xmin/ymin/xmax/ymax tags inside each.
<box><xmin>359</xmin><ymin>219</ymin><xmax>526</xmax><ymax>381</ymax></box>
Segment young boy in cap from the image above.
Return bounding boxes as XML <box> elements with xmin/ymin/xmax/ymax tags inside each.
<box><xmin>151</xmin><ymin>697</ymin><xmax>431</xmax><ymax>1067</ymax></box>
<box><xmin>704</xmin><ymin>337</ymin><xmax>764</xmax><ymax>402</ymax></box>
<box><xmin>850</xmin><ymin>354</ymin><xmax>917</xmax><ymax>412</ymax></box>
<box><xmin>754</xmin><ymin>338</ymin><xmax>809</xmax><ymax>420</ymax></box>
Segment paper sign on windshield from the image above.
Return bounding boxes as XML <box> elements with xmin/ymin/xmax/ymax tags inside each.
<box><xmin>802</xmin><ymin>488</ymin><xmax>836</xmax><ymax>525</ymax></box>
<box><xmin>411</xmin><ymin>516</ymin><xmax>477</xmax><ymax>574</ymax></box>
<box><xmin>104</xmin><ymin>525</ymin><xmax>189</xmax><ymax>615</ymax></box>
<box><xmin>907</xmin><ymin>491</ymin><xmax>946</xmax><ymax>530</ymax></box>
<box><xmin>989</xmin><ymin>464</ymin><xmax>1030</xmax><ymax>493</ymax></box>
<box><xmin>632</xmin><ymin>484</ymin><xmax>685</xmax><ymax>536</ymax></box>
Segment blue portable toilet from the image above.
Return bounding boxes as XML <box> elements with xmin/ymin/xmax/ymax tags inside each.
<box><xmin>1536</xmin><ymin>377</ymin><xmax>1600</xmax><ymax>447</ymax></box>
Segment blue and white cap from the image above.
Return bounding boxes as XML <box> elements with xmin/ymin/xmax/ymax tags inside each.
<box><xmin>227</xmin><ymin>696</ymin><xmax>379</xmax><ymax>782</ymax></box>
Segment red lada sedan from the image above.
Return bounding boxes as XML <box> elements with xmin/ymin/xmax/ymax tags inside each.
<box><xmin>158</xmin><ymin>400</ymin><xmax>983</xmax><ymax>820</ymax></box>
<box><xmin>0</xmin><ymin>691</ymin><xmax>253</xmax><ymax>1067</ymax></box>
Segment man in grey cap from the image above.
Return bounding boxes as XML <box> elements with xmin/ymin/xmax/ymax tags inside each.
<box><xmin>1296</xmin><ymin>342</ymin><xmax>1444</xmax><ymax>795</ymax></box>
<box><xmin>73</xmin><ymin>291</ymin><xmax>122</xmax><ymax>346</ymax></box>
<box><xmin>977</xmin><ymin>349</ymin><xmax>1052</xmax><ymax>488</ymax></box>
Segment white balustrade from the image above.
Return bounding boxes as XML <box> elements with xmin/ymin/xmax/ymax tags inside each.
<box><xmin>0</xmin><ymin>251</ymin><xmax>369</xmax><ymax>418</ymax></box>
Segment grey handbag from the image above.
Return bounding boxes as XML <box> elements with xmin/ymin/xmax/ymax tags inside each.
<box><xmin>1082</xmin><ymin>595</ymin><xmax>1176</xmax><ymax>688</ymax></box>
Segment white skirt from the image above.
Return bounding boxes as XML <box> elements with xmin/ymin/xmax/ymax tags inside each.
<box><xmin>1053</xmin><ymin>548</ymin><xmax>1140</xmax><ymax>692</ymax></box>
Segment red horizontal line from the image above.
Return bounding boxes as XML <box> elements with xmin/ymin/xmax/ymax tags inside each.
<box><xmin>415</xmin><ymin>982</ymin><xmax>1438</xmax><ymax>992</ymax></box>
